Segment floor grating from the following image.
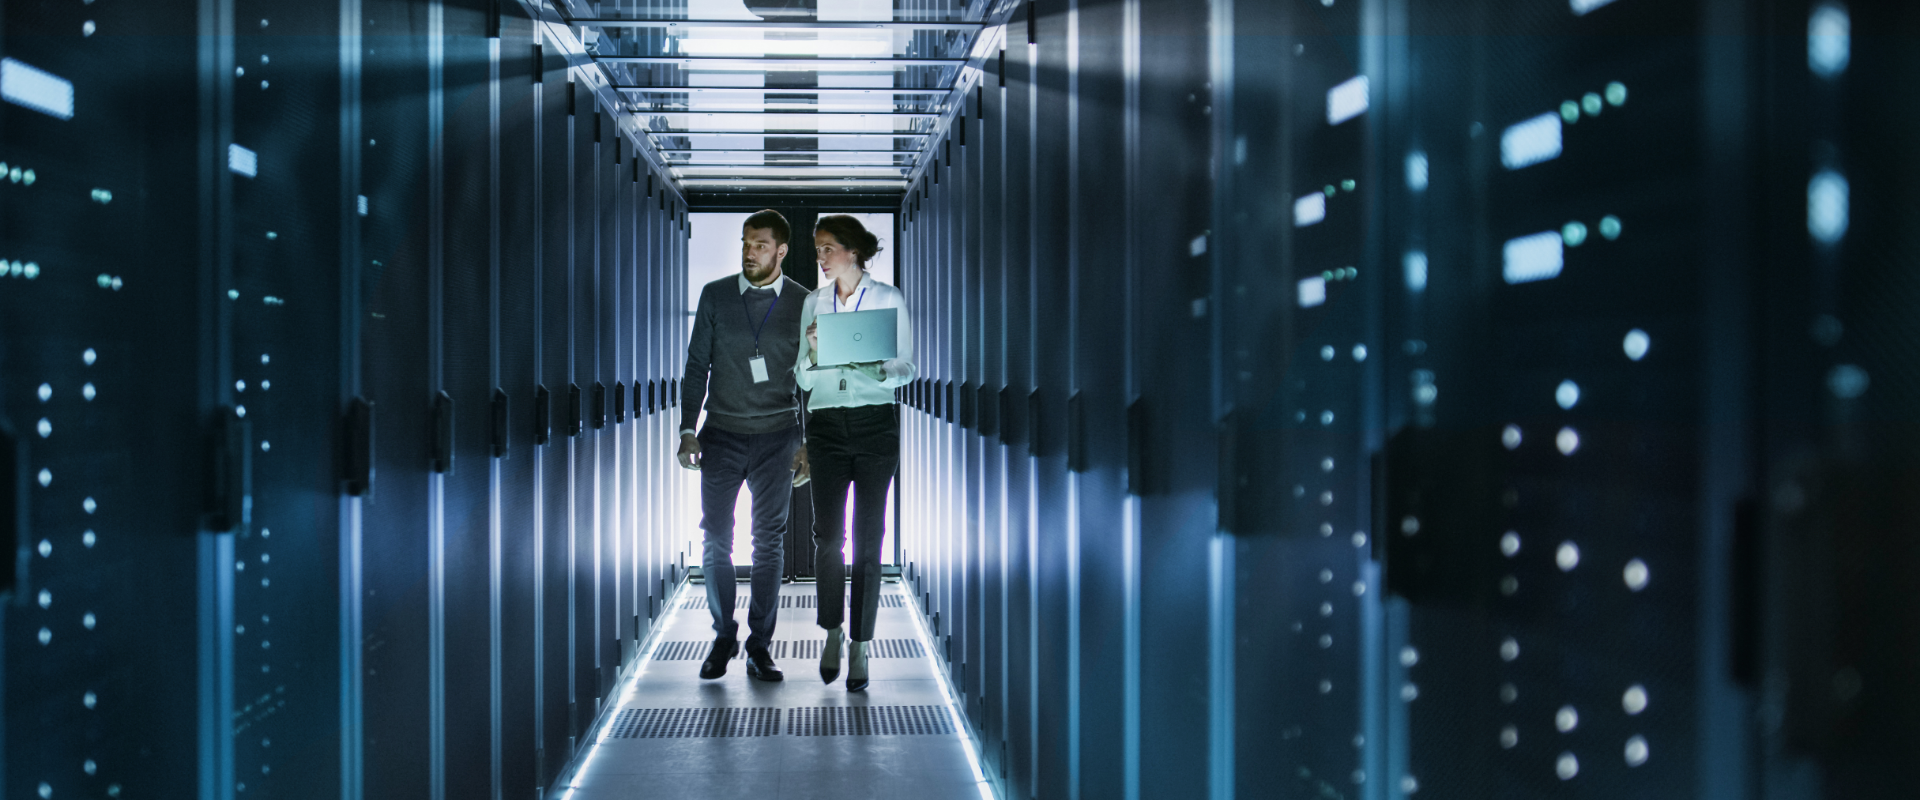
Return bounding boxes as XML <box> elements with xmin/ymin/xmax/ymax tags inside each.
<box><xmin>658</xmin><ymin>638</ymin><xmax>924</xmax><ymax>661</ymax></box>
<box><xmin>787</xmin><ymin>706</ymin><xmax>955</xmax><ymax>736</ymax></box>
<box><xmin>779</xmin><ymin>594</ymin><xmax>907</xmax><ymax>609</ymax></box>
<box><xmin>608</xmin><ymin>707</ymin><xmax>956</xmax><ymax>738</ymax></box>
<box><xmin>608</xmin><ymin>708</ymin><xmax>784</xmax><ymax>738</ymax></box>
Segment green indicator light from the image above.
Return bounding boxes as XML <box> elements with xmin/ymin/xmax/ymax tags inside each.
<box><xmin>91</xmin><ymin>189</ymin><xmax>113</xmax><ymax>204</ymax></box>
<box><xmin>266</xmin><ymin>231</ymin><xmax>278</xmax><ymax>240</ymax></box>
<box><xmin>228</xmin><ymin>289</ymin><xmax>240</xmax><ymax>299</ymax></box>
<box><xmin>1562</xmin><ymin>221</ymin><xmax>1589</xmax><ymax>247</ymax></box>
<box><xmin>8</xmin><ymin>168</ymin><xmax>21</xmax><ymax>183</ymax></box>
<box><xmin>1344</xmin><ymin>267</ymin><xmax>1358</xmax><ymax>279</ymax></box>
<box><xmin>1599</xmin><ymin>215</ymin><xmax>1622</xmax><ymax>240</ymax></box>
<box><xmin>1322</xmin><ymin>270</ymin><xmax>1334</xmax><ymax>280</ymax></box>
<box><xmin>1582</xmin><ymin>93</ymin><xmax>1603</xmax><ymax>116</ymax></box>
<box><xmin>1605</xmin><ymin>82</ymin><xmax>1627</xmax><ymax>107</ymax></box>
<box><xmin>22</xmin><ymin>170</ymin><xmax>35</xmax><ymax>186</ymax></box>
<box><xmin>1560</xmin><ymin>101</ymin><xmax>1580</xmax><ymax>123</ymax></box>
<box><xmin>98</xmin><ymin>274</ymin><xmax>114</xmax><ymax>288</ymax></box>
<box><xmin>23</xmin><ymin>262</ymin><xmax>39</xmax><ymax>280</ymax></box>
<box><xmin>1340</xmin><ymin>179</ymin><xmax>1356</xmax><ymax>192</ymax></box>
<box><xmin>1323</xmin><ymin>185</ymin><xmax>1337</xmax><ymax>197</ymax></box>
<box><xmin>0</xmin><ymin>162</ymin><xmax>8</xmax><ymax>174</ymax></box>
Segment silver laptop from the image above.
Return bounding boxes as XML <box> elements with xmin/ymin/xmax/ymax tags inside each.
<box><xmin>810</xmin><ymin>308</ymin><xmax>898</xmax><ymax>370</ymax></box>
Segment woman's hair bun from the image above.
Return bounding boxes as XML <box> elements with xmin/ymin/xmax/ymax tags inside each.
<box><xmin>814</xmin><ymin>214</ymin><xmax>884</xmax><ymax>267</ymax></box>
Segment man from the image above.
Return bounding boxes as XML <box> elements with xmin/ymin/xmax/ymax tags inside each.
<box><xmin>677</xmin><ymin>209</ymin><xmax>811</xmax><ymax>682</ymax></box>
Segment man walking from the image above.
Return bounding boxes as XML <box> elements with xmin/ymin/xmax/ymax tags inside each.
<box><xmin>677</xmin><ymin>209</ymin><xmax>810</xmax><ymax>682</ymax></box>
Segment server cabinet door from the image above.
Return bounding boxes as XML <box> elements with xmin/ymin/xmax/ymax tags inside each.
<box><xmin>1</xmin><ymin>3</ymin><xmax>206</xmax><ymax>798</ymax></box>
<box><xmin>437</xmin><ymin>8</ymin><xmax>498</xmax><ymax>799</ymax></box>
<box><xmin>1132</xmin><ymin>0</ymin><xmax>1219</xmax><ymax>795</ymax></box>
<box><xmin>495</xmin><ymin>8</ymin><xmax>543</xmax><ymax>796</ymax></box>
<box><xmin>227</xmin><ymin>0</ymin><xmax>350</xmax><ymax>794</ymax></box>
<box><xmin>356</xmin><ymin>1</ymin><xmax>435</xmax><ymax>795</ymax></box>
<box><xmin>535</xmin><ymin>40</ymin><xmax>574</xmax><ymax>784</ymax></box>
<box><xmin>1218</xmin><ymin>0</ymin><xmax>1386</xmax><ymax>795</ymax></box>
<box><xmin>1384</xmin><ymin>1</ymin><xmax>1752</xmax><ymax>796</ymax></box>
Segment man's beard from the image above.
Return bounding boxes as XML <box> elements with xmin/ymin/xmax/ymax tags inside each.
<box><xmin>743</xmin><ymin>257</ymin><xmax>777</xmax><ymax>284</ymax></box>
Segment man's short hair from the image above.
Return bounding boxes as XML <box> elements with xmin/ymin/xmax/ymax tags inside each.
<box><xmin>744</xmin><ymin>209</ymin><xmax>790</xmax><ymax>247</ymax></box>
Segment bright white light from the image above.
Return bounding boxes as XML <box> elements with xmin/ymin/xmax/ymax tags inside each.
<box><xmin>2</xmin><ymin>58</ymin><xmax>74</xmax><ymax>120</ymax></box>
<box><xmin>1808</xmin><ymin>169</ymin><xmax>1849</xmax><ymax>244</ymax></box>
<box><xmin>1622</xmin><ymin>684</ymin><xmax>1649</xmax><ymax>715</ymax></box>
<box><xmin>678</xmin><ymin>38</ymin><xmax>891</xmax><ymax>57</ymax></box>
<box><xmin>1501</xmin><ymin>532</ymin><xmax>1521</xmax><ymax>557</ymax></box>
<box><xmin>1297</xmin><ymin>276</ymin><xmax>1327</xmax><ymax>308</ymax></box>
<box><xmin>1405</xmin><ymin>151</ymin><xmax>1429</xmax><ymax>191</ymax></box>
<box><xmin>229</xmin><ymin>144</ymin><xmax>259</xmax><ymax>178</ymax></box>
<box><xmin>1555</xmin><ymin>427</ymin><xmax>1580</xmax><ymax>455</ymax></box>
<box><xmin>1623</xmin><ymin>329</ymin><xmax>1651</xmax><ymax>361</ymax></box>
<box><xmin>1556</xmin><ymin>541</ymin><xmax>1581</xmax><ymax>571</ymax></box>
<box><xmin>901</xmin><ymin>591</ymin><xmax>995</xmax><ymax>798</ymax></box>
<box><xmin>1501</xmin><ymin>425</ymin><xmax>1522</xmax><ymax>450</ymax></box>
<box><xmin>358</xmin><ymin>195</ymin><xmax>369</xmax><ymax>216</ymax></box>
<box><xmin>1294</xmin><ymin>192</ymin><xmax>1327</xmax><ymax>227</ymax></box>
<box><xmin>1623</xmin><ymin>558</ymin><xmax>1650</xmax><ymax>591</ymax></box>
<box><xmin>1557</xmin><ymin>753</ymin><xmax>1580</xmax><ymax>780</ymax></box>
<box><xmin>1326</xmin><ymin>76</ymin><xmax>1369</xmax><ymax>125</ymax></box>
<box><xmin>1501</xmin><ymin>113</ymin><xmax>1563</xmax><ymax>170</ymax></box>
<box><xmin>1555</xmin><ymin>380</ymin><xmax>1580</xmax><ymax>409</ymax></box>
<box><xmin>1502</xmin><ymin>231</ymin><xmax>1564</xmax><ymax>284</ymax></box>
<box><xmin>1625</xmin><ymin>735</ymin><xmax>1650</xmax><ymax>767</ymax></box>
<box><xmin>1556</xmin><ymin>705</ymin><xmax>1579</xmax><ymax>732</ymax></box>
<box><xmin>1404</xmin><ymin>251</ymin><xmax>1428</xmax><ymax>292</ymax></box>
<box><xmin>1808</xmin><ymin>4</ymin><xmax>1851</xmax><ymax>78</ymax></box>
<box><xmin>1570</xmin><ymin>0</ymin><xmax>1618</xmax><ymax>15</ymax></box>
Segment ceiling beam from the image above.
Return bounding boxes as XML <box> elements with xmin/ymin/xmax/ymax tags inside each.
<box><xmin>629</xmin><ymin>109</ymin><xmax>940</xmax><ymax>117</ymax></box>
<box><xmin>566</xmin><ymin>18</ymin><xmax>986</xmax><ymax>31</ymax></box>
<box><xmin>591</xmin><ymin>56</ymin><xmax>968</xmax><ymax>68</ymax></box>
<box><xmin>615</xmin><ymin>86</ymin><xmax>950</xmax><ymax>97</ymax></box>
<box><xmin>647</xmin><ymin>131</ymin><xmax>931</xmax><ymax>138</ymax></box>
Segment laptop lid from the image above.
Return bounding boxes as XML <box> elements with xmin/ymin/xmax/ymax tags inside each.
<box><xmin>812</xmin><ymin>307</ymin><xmax>898</xmax><ymax>369</ymax></box>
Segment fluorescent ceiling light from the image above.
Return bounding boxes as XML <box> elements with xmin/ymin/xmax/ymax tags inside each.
<box><xmin>678</xmin><ymin>38</ymin><xmax>892</xmax><ymax>57</ymax></box>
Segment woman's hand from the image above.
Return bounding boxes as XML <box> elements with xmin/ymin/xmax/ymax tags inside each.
<box><xmin>806</xmin><ymin>320</ymin><xmax>818</xmax><ymax>363</ymax></box>
<box><xmin>851</xmin><ymin>362</ymin><xmax>887</xmax><ymax>382</ymax></box>
<box><xmin>790</xmin><ymin>445</ymin><xmax>810</xmax><ymax>487</ymax></box>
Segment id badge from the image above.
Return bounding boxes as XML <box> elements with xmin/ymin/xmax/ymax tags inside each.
<box><xmin>748</xmin><ymin>355</ymin><xmax>770</xmax><ymax>383</ymax></box>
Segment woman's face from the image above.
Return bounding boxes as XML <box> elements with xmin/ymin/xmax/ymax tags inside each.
<box><xmin>815</xmin><ymin>230</ymin><xmax>859</xmax><ymax>284</ymax></box>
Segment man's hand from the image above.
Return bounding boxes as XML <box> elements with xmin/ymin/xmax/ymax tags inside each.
<box><xmin>676</xmin><ymin>432</ymin><xmax>702</xmax><ymax>470</ymax></box>
<box><xmin>790</xmin><ymin>445</ymin><xmax>810</xmax><ymax>487</ymax></box>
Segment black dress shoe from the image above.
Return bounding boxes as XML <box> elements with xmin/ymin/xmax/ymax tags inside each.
<box><xmin>820</xmin><ymin>627</ymin><xmax>844</xmax><ymax>684</ymax></box>
<box><xmin>699</xmin><ymin>638</ymin><xmax>738</xmax><ymax>680</ymax></box>
<box><xmin>846</xmin><ymin>640</ymin><xmax>869</xmax><ymax>692</ymax></box>
<box><xmin>745</xmin><ymin>646</ymin><xmax>784</xmax><ymax>682</ymax></box>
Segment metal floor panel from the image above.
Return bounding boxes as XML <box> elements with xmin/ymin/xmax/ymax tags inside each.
<box><xmin>563</xmin><ymin>582</ymin><xmax>994</xmax><ymax>800</ymax></box>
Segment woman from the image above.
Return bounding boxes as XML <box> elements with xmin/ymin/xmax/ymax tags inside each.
<box><xmin>794</xmin><ymin>214</ymin><xmax>915</xmax><ymax>691</ymax></box>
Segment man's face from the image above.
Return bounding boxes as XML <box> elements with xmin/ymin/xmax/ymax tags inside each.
<box><xmin>741</xmin><ymin>225</ymin><xmax>787</xmax><ymax>285</ymax></box>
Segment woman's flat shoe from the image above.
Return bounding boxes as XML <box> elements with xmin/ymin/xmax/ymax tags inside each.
<box><xmin>847</xmin><ymin>639</ymin><xmax>869</xmax><ymax>692</ymax></box>
<box><xmin>820</xmin><ymin>627</ymin><xmax>843</xmax><ymax>684</ymax></box>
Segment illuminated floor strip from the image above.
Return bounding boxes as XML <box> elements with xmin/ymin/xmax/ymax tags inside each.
<box><xmin>558</xmin><ymin>580</ymin><xmax>998</xmax><ymax>800</ymax></box>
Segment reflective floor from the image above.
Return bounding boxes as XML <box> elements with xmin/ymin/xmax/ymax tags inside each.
<box><xmin>564</xmin><ymin>580</ymin><xmax>994</xmax><ymax>800</ymax></box>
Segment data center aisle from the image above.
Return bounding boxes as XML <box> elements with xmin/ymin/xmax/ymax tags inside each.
<box><xmin>563</xmin><ymin>580</ymin><xmax>994</xmax><ymax>800</ymax></box>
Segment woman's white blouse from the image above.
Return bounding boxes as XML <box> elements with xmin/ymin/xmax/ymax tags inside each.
<box><xmin>794</xmin><ymin>271</ymin><xmax>917</xmax><ymax>410</ymax></box>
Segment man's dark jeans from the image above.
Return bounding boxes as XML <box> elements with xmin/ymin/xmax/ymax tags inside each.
<box><xmin>698</xmin><ymin>424</ymin><xmax>799</xmax><ymax>651</ymax></box>
<box><xmin>807</xmin><ymin>404</ymin><xmax>898</xmax><ymax>642</ymax></box>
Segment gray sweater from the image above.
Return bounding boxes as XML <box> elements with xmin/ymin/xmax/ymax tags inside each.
<box><xmin>681</xmin><ymin>274</ymin><xmax>807</xmax><ymax>435</ymax></box>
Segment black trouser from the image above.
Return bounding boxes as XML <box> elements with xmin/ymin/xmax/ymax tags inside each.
<box><xmin>697</xmin><ymin>424</ymin><xmax>799</xmax><ymax>651</ymax></box>
<box><xmin>807</xmin><ymin>404</ymin><xmax>898</xmax><ymax>641</ymax></box>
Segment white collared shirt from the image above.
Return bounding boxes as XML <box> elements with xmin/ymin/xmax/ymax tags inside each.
<box><xmin>794</xmin><ymin>271</ymin><xmax>916</xmax><ymax>410</ymax></box>
<box><xmin>738</xmin><ymin>272</ymin><xmax>786</xmax><ymax>295</ymax></box>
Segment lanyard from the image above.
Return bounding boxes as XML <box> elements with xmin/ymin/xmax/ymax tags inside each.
<box><xmin>834</xmin><ymin>286</ymin><xmax>868</xmax><ymax>313</ymax></box>
<box><xmin>741</xmin><ymin>288</ymin><xmax>780</xmax><ymax>355</ymax></box>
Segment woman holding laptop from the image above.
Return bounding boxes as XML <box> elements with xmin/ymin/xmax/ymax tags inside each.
<box><xmin>795</xmin><ymin>214</ymin><xmax>915</xmax><ymax>691</ymax></box>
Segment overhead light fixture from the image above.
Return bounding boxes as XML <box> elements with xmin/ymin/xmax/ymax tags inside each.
<box><xmin>677</xmin><ymin>38</ymin><xmax>892</xmax><ymax>57</ymax></box>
